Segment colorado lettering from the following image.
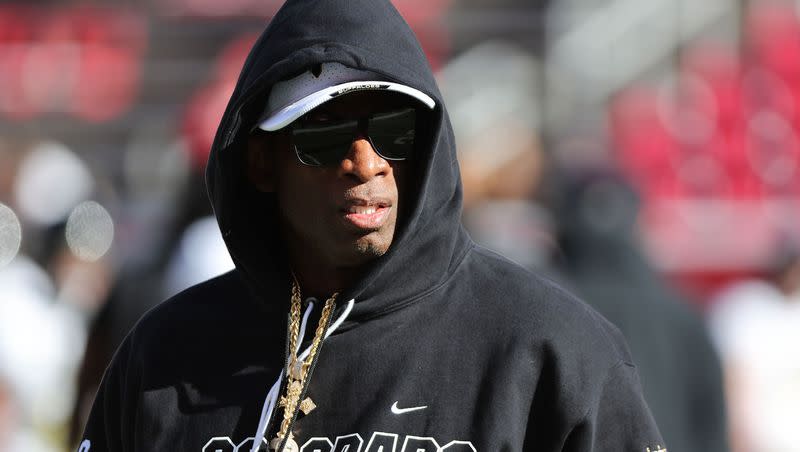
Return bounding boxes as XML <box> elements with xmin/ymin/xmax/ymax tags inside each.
<box><xmin>202</xmin><ymin>433</ymin><xmax>476</xmax><ymax>452</ymax></box>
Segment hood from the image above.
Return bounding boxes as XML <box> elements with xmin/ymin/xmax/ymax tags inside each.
<box><xmin>205</xmin><ymin>0</ymin><xmax>471</xmax><ymax>320</ymax></box>
<box><xmin>555</xmin><ymin>169</ymin><xmax>652</xmax><ymax>277</ymax></box>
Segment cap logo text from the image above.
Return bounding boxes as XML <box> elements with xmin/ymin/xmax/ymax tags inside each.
<box><xmin>330</xmin><ymin>84</ymin><xmax>390</xmax><ymax>97</ymax></box>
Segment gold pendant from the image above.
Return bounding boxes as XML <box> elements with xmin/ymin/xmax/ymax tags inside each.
<box><xmin>270</xmin><ymin>435</ymin><xmax>299</xmax><ymax>452</ymax></box>
<box><xmin>299</xmin><ymin>396</ymin><xmax>316</xmax><ymax>415</ymax></box>
<box><xmin>288</xmin><ymin>380</ymin><xmax>302</xmax><ymax>394</ymax></box>
<box><xmin>288</xmin><ymin>360</ymin><xmax>303</xmax><ymax>380</ymax></box>
<box><xmin>284</xmin><ymin>437</ymin><xmax>299</xmax><ymax>452</ymax></box>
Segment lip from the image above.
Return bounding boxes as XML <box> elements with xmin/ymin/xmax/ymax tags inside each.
<box><xmin>339</xmin><ymin>198</ymin><xmax>392</xmax><ymax>231</ymax></box>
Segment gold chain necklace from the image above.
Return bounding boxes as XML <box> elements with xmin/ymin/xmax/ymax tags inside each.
<box><xmin>270</xmin><ymin>280</ymin><xmax>337</xmax><ymax>451</ymax></box>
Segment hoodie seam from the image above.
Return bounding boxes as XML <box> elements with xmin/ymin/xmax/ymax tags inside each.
<box><xmin>265</xmin><ymin>41</ymin><xmax>429</xmax><ymax>95</ymax></box>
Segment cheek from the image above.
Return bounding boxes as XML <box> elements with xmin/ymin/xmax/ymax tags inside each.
<box><xmin>276</xmin><ymin>166</ymin><xmax>331</xmax><ymax>227</ymax></box>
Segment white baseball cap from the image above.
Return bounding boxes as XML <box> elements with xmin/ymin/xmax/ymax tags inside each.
<box><xmin>255</xmin><ymin>62</ymin><xmax>436</xmax><ymax>131</ymax></box>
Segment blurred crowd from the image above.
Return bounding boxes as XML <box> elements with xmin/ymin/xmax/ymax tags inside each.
<box><xmin>1</xmin><ymin>0</ymin><xmax>799</xmax><ymax>451</ymax></box>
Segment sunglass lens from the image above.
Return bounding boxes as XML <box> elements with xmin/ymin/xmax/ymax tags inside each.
<box><xmin>292</xmin><ymin>119</ymin><xmax>358</xmax><ymax>166</ymax></box>
<box><xmin>367</xmin><ymin>108</ymin><xmax>416</xmax><ymax>160</ymax></box>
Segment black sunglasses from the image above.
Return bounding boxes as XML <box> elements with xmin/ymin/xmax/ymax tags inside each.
<box><xmin>290</xmin><ymin>107</ymin><xmax>417</xmax><ymax>167</ymax></box>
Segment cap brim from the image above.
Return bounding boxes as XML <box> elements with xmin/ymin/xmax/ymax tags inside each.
<box><xmin>256</xmin><ymin>80</ymin><xmax>436</xmax><ymax>131</ymax></box>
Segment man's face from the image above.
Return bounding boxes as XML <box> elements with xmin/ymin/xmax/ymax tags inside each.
<box><xmin>249</xmin><ymin>91</ymin><xmax>416</xmax><ymax>268</ymax></box>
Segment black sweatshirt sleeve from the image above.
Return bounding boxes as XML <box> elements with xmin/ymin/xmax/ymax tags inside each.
<box><xmin>564</xmin><ymin>361</ymin><xmax>666</xmax><ymax>452</ymax></box>
<box><xmin>78</xmin><ymin>336</ymin><xmax>136</xmax><ymax>452</ymax></box>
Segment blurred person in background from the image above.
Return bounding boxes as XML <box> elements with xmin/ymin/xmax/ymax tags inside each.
<box><xmin>439</xmin><ymin>41</ymin><xmax>556</xmax><ymax>274</ymax></box>
<box><xmin>552</xmin><ymin>167</ymin><xmax>728</xmax><ymax>452</ymax></box>
<box><xmin>79</xmin><ymin>0</ymin><xmax>665</xmax><ymax>450</ymax></box>
<box><xmin>0</xmin><ymin>372</ymin><xmax>31</xmax><ymax>451</ymax></box>
<box><xmin>0</xmin><ymin>343</ymin><xmax>60</xmax><ymax>452</ymax></box>
<box><xmin>708</xmin><ymin>241</ymin><xmax>800</xmax><ymax>452</ymax></box>
<box><xmin>0</xmin><ymin>139</ymin><xmax>105</xmax><ymax>452</ymax></box>
<box><xmin>0</xmin><ymin>374</ymin><xmax>12</xmax><ymax>449</ymax></box>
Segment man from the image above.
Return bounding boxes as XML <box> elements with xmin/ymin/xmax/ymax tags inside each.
<box><xmin>80</xmin><ymin>0</ymin><xmax>664</xmax><ymax>450</ymax></box>
<box><xmin>554</xmin><ymin>169</ymin><xmax>728</xmax><ymax>452</ymax></box>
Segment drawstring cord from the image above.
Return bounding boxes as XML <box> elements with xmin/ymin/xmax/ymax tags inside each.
<box><xmin>250</xmin><ymin>299</ymin><xmax>315</xmax><ymax>452</ymax></box>
<box><xmin>250</xmin><ymin>298</ymin><xmax>355</xmax><ymax>452</ymax></box>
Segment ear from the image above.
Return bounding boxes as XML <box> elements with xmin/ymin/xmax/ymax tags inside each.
<box><xmin>246</xmin><ymin>133</ymin><xmax>276</xmax><ymax>193</ymax></box>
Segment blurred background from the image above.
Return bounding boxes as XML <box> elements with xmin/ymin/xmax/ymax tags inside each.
<box><xmin>0</xmin><ymin>0</ymin><xmax>799</xmax><ymax>451</ymax></box>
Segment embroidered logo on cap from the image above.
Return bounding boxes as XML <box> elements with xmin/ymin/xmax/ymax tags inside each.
<box><xmin>330</xmin><ymin>83</ymin><xmax>390</xmax><ymax>97</ymax></box>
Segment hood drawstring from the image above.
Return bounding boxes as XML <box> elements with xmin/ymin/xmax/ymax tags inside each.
<box><xmin>251</xmin><ymin>297</ymin><xmax>355</xmax><ymax>452</ymax></box>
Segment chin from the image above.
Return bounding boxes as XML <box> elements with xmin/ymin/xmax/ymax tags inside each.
<box><xmin>345</xmin><ymin>235</ymin><xmax>392</xmax><ymax>263</ymax></box>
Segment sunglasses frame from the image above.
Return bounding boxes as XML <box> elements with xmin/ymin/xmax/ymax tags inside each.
<box><xmin>289</xmin><ymin>107</ymin><xmax>418</xmax><ymax>167</ymax></box>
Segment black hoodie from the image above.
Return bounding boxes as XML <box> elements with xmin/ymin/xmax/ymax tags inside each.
<box><xmin>80</xmin><ymin>1</ymin><xmax>664</xmax><ymax>451</ymax></box>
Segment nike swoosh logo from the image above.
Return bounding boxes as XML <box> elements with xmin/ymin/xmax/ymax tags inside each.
<box><xmin>391</xmin><ymin>401</ymin><xmax>428</xmax><ymax>414</ymax></box>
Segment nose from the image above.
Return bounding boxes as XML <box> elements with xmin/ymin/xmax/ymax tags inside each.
<box><xmin>337</xmin><ymin>135</ymin><xmax>390</xmax><ymax>182</ymax></box>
